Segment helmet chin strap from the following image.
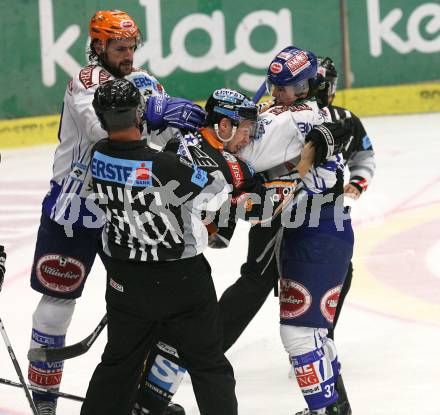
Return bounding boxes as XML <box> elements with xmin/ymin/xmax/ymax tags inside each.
<box><xmin>214</xmin><ymin>123</ymin><xmax>237</xmax><ymax>144</ymax></box>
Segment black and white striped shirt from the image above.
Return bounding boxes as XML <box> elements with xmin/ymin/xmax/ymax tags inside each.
<box><xmin>91</xmin><ymin>139</ymin><xmax>230</xmax><ymax>262</ymax></box>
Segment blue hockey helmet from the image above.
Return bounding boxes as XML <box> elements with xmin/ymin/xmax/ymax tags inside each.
<box><xmin>266</xmin><ymin>46</ymin><xmax>318</xmax><ymax>98</ymax></box>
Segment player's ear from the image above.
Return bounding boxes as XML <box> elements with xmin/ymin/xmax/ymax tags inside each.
<box><xmin>218</xmin><ymin>118</ymin><xmax>231</xmax><ymax>135</ymax></box>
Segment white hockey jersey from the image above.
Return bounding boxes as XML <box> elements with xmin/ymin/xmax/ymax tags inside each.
<box><xmin>239</xmin><ymin>100</ymin><xmax>344</xmax><ymax>195</ymax></box>
<box><xmin>42</xmin><ymin>64</ymin><xmax>173</xmax><ymax>228</ymax></box>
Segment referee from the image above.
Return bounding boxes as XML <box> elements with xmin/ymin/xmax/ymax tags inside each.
<box><xmin>80</xmin><ymin>79</ymin><xmax>237</xmax><ymax>415</ymax></box>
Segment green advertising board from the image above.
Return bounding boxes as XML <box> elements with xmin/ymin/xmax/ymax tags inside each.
<box><xmin>1</xmin><ymin>0</ymin><xmax>439</xmax><ymax>120</ymax></box>
<box><xmin>348</xmin><ymin>0</ymin><xmax>440</xmax><ymax>87</ymax></box>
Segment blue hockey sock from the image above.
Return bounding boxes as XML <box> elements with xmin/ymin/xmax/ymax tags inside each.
<box><xmin>290</xmin><ymin>347</ymin><xmax>339</xmax><ymax>410</ymax></box>
<box><xmin>29</xmin><ymin>329</ymin><xmax>66</xmax><ymax>402</ymax></box>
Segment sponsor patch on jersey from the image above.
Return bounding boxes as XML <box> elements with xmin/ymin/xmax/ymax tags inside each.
<box><xmin>280</xmin><ymin>279</ymin><xmax>311</xmax><ymax>319</ymax></box>
<box><xmin>269</xmin><ymin>106</ymin><xmax>288</xmax><ymax>116</ymax></box>
<box><xmin>131</xmin><ymin>75</ymin><xmax>153</xmax><ymax>91</ymax></box>
<box><xmin>191</xmin><ymin>167</ymin><xmax>208</xmax><ymax>187</ymax></box>
<box><xmin>126</xmin><ymin>71</ymin><xmax>164</xmax><ymax>96</ymax></box>
<box><xmin>109</xmin><ymin>278</ymin><xmax>124</xmax><ymax>293</ymax></box>
<box><xmin>36</xmin><ymin>254</ymin><xmax>86</xmax><ymax>293</ymax></box>
<box><xmin>297</xmin><ymin>121</ymin><xmax>314</xmax><ymax>135</ymax></box>
<box><xmin>79</xmin><ymin>66</ymin><xmax>97</xmax><ymax>89</ymax></box>
<box><xmin>147</xmin><ymin>355</ymin><xmax>186</xmax><ymax>394</ymax></box>
<box><xmin>362</xmin><ymin>135</ymin><xmax>372</xmax><ymax>150</ymax></box>
<box><xmin>289</xmin><ymin>103</ymin><xmax>313</xmax><ymax>112</ymax></box>
<box><xmin>92</xmin><ymin>151</ymin><xmax>153</xmax><ymax>187</ymax></box>
<box><xmin>223</xmin><ymin>152</ymin><xmax>244</xmax><ymax>189</ymax></box>
<box><xmin>99</xmin><ymin>69</ymin><xmax>111</xmax><ymax>85</ymax></box>
<box><xmin>320</xmin><ymin>285</ymin><xmax>342</xmax><ymax>323</ymax></box>
<box><xmin>69</xmin><ymin>162</ymin><xmax>88</xmax><ymax>182</ymax></box>
<box><xmin>269</xmin><ymin>62</ymin><xmax>283</xmax><ymax>74</ymax></box>
<box><xmin>285</xmin><ymin>51</ymin><xmax>311</xmax><ymax>77</ymax></box>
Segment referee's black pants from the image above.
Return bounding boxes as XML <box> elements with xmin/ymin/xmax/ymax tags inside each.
<box><xmin>81</xmin><ymin>254</ymin><xmax>237</xmax><ymax>415</ymax></box>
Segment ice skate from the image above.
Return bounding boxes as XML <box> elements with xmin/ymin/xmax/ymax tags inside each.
<box><xmin>165</xmin><ymin>402</ymin><xmax>185</xmax><ymax>415</ymax></box>
<box><xmin>131</xmin><ymin>402</ymin><xmax>185</xmax><ymax>415</ymax></box>
<box><xmin>35</xmin><ymin>400</ymin><xmax>56</xmax><ymax>415</ymax></box>
<box><xmin>294</xmin><ymin>408</ymin><xmax>326</xmax><ymax>415</ymax></box>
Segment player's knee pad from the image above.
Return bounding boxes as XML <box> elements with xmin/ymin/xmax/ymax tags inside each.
<box><xmin>136</xmin><ymin>340</ymin><xmax>187</xmax><ymax>414</ymax></box>
<box><xmin>32</xmin><ymin>294</ymin><xmax>76</xmax><ymax>335</ymax></box>
<box><xmin>280</xmin><ymin>324</ymin><xmax>339</xmax><ymax>411</ymax></box>
<box><xmin>280</xmin><ymin>325</ymin><xmax>327</xmax><ymax>355</ymax></box>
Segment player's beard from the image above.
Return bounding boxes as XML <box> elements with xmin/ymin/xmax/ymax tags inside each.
<box><xmin>100</xmin><ymin>55</ymin><xmax>133</xmax><ymax>78</ymax></box>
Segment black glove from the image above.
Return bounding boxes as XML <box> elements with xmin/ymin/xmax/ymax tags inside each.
<box><xmin>305</xmin><ymin>119</ymin><xmax>353</xmax><ymax>167</ymax></box>
<box><xmin>208</xmin><ymin>234</ymin><xmax>229</xmax><ymax>249</ymax></box>
<box><xmin>0</xmin><ymin>245</ymin><xmax>6</xmax><ymax>292</ymax></box>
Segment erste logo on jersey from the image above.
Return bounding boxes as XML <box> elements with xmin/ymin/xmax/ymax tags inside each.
<box><xmin>280</xmin><ymin>279</ymin><xmax>311</xmax><ymax>319</ymax></box>
<box><xmin>320</xmin><ymin>285</ymin><xmax>341</xmax><ymax>323</ymax></box>
<box><xmin>92</xmin><ymin>151</ymin><xmax>153</xmax><ymax>187</ymax></box>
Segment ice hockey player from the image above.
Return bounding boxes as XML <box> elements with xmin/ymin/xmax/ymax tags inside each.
<box><xmin>311</xmin><ymin>56</ymin><xmax>376</xmax><ymax>414</ymax></box>
<box><xmin>26</xmin><ymin>10</ymin><xmax>205</xmax><ymax>414</ymax></box>
<box><xmin>233</xmin><ymin>46</ymin><xmax>355</xmax><ymax>415</ymax></box>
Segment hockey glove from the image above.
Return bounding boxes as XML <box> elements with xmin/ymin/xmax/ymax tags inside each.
<box><xmin>208</xmin><ymin>233</ymin><xmax>229</xmax><ymax>249</ymax></box>
<box><xmin>305</xmin><ymin>119</ymin><xmax>354</xmax><ymax>167</ymax></box>
<box><xmin>0</xmin><ymin>245</ymin><xmax>6</xmax><ymax>292</ymax></box>
<box><xmin>144</xmin><ymin>96</ymin><xmax>206</xmax><ymax>132</ymax></box>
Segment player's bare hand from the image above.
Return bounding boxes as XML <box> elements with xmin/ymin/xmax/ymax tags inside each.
<box><xmin>300</xmin><ymin>142</ymin><xmax>316</xmax><ymax>167</ymax></box>
<box><xmin>344</xmin><ymin>183</ymin><xmax>361</xmax><ymax>199</ymax></box>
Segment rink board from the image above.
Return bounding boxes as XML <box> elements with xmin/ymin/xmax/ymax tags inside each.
<box><xmin>0</xmin><ymin>82</ymin><xmax>439</xmax><ymax>149</ymax></box>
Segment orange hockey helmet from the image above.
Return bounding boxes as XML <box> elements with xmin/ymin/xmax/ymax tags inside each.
<box><xmin>89</xmin><ymin>10</ymin><xmax>141</xmax><ymax>44</ymax></box>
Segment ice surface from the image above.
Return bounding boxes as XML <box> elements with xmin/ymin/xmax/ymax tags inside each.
<box><xmin>0</xmin><ymin>112</ymin><xmax>439</xmax><ymax>414</ymax></box>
